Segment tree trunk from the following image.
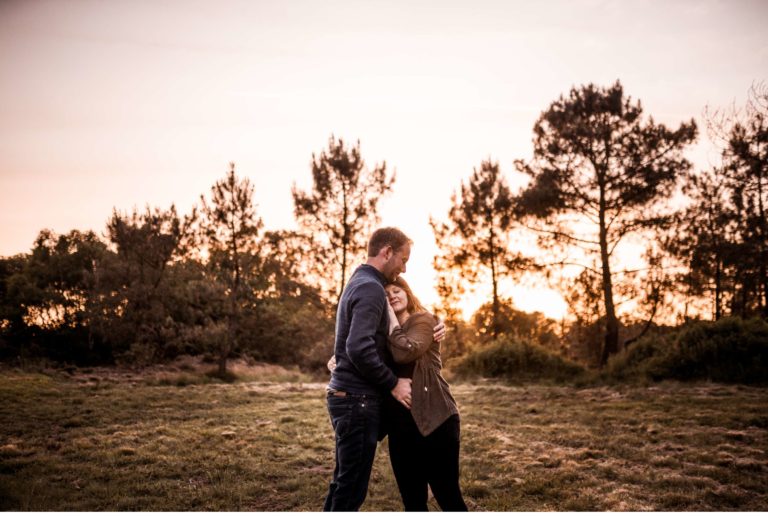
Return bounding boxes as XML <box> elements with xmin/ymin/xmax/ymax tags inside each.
<box><xmin>715</xmin><ymin>256</ymin><xmax>722</xmax><ymax>320</ymax></box>
<box><xmin>599</xmin><ymin>261</ymin><xmax>620</xmax><ymax>366</ymax></box>
<box><xmin>218</xmin><ymin>339</ymin><xmax>229</xmax><ymax>378</ymax></box>
<box><xmin>624</xmin><ymin>288</ymin><xmax>659</xmax><ymax>348</ymax></box>
<box><xmin>220</xmin><ymin>237</ymin><xmax>240</xmax><ymax>378</ymax></box>
<box><xmin>338</xmin><ymin>190</ymin><xmax>349</xmax><ymax>306</ymax></box>
<box><xmin>219</xmin><ymin>314</ymin><xmax>234</xmax><ymax>378</ymax></box>
<box><xmin>598</xmin><ymin>184</ymin><xmax>619</xmax><ymax>368</ymax></box>
<box><xmin>338</xmin><ymin>247</ymin><xmax>346</xmax><ymax>307</ymax></box>
<box><xmin>489</xmin><ymin>227</ymin><xmax>499</xmax><ymax>339</ymax></box>
<box><xmin>220</xmin><ymin>300</ymin><xmax>237</xmax><ymax>378</ymax></box>
<box><xmin>491</xmin><ymin>266</ymin><xmax>499</xmax><ymax>339</ymax></box>
<box><xmin>757</xmin><ymin>160</ymin><xmax>767</xmax><ymax>317</ymax></box>
<box><xmin>740</xmin><ymin>272</ymin><xmax>749</xmax><ymax>317</ymax></box>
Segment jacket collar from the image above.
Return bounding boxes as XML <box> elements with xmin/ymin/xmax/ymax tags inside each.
<box><xmin>357</xmin><ymin>264</ymin><xmax>388</xmax><ymax>286</ymax></box>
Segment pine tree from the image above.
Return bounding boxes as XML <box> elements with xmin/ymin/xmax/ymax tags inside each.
<box><xmin>516</xmin><ymin>81</ymin><xmax>697</xmax><ymax>366</ymax></box>
<box><xmin>292</xmin><ymin>135</ymin><xmax>394</xmax><ymax>304</ymax></box>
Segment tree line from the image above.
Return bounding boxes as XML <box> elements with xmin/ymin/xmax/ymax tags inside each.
<box><xmin>0</xmin><ymin>136</ymin><xmax>392</xmax><ymax>375</ymax></box>
<box><xmin>434</xmin><ymin>81</ymin><xmax>767</xmax><ymax>368</ymax></box>
<box><xmin>1</xmin><ymin>81</ymin><xmax>766</xmax><ymax>374</ymax></box>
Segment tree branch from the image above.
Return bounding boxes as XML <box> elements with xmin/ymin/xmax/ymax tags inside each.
<box><xmin>522</xmin><ymin>223</ymin><xmax>600</xmax><ymax>246</ymax></box>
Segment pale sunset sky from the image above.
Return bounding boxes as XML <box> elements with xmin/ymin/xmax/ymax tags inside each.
<box><xmin>1</xmin><ymin>0</ymin><xmax>766</xmax><ymax>319</ymax></box>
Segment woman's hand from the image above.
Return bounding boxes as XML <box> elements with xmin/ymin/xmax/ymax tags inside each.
<box><xmin>387</xmin><ymin>299</ymin><xmax>400</xmax><ymax>334</ymax></box>
<box><xmin>433</xmin><ymin>320</ymin><xmax>447</xmax><ymax>342</ymax></box>
<box><xmin>327</xmin><ymin>355</ymin><xmax>336</xmax><ymax>372</ymax></box>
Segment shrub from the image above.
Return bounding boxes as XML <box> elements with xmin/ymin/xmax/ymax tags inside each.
<box><xmin>606</xmin><ymin>317</ymin><xmax>768</xmax><ymax>384</ymax></box>
<box><xmin>653</xmin><ymin>317</ymin><xmax>768</xmax><ymax>384</ymax></box>
<box><xmin>452</xmin><ymin>336</ymin><xmax>586</xmax><ymax>383</ymax></box>
<box><xmin>239</xmin><ymin>297</ymin><xmax>334</xmax><ymax>368</ymax></box>
<box><xmin>604</xmin><ymin>332</ymin><xmax>672</xmax><ymax>382</ymax></box>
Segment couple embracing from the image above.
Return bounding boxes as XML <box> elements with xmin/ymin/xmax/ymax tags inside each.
<box><xmin>324</xmin><ymin>227</ymin><xmax>467</xmax><ymax>512</ymax></box>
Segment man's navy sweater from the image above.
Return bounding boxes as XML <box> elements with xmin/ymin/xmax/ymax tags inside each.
<box><xmin>327</xmin><ymin>264</ymin><xmax>398</xmax><ymax>395</ymax></box>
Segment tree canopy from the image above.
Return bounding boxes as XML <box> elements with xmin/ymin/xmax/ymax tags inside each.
<box><xmin>432</xmin><ymin>159</ymin><xmax>532</xmax><ymax>338</ymax></box>
<box><xmin>516</xmin><ymin>80</ymin><xmax>697</xmax><ymax>366</ymax></box>
<box><xmin>292</xmin><ymin>135</ymin><xmax>394</xmax><ymax>304</ymax></box>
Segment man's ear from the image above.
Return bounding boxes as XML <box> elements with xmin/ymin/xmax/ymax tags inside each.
<box><xmin>383</xmin><ymin>245</ymin><xmax>393</xmax><ymax>261</ymax></box>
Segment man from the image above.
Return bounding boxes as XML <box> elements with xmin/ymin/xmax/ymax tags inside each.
<box><xmin>323</xmin><ymin>227</ymin><xmax>435</xmax><ymax>511</ymax></box>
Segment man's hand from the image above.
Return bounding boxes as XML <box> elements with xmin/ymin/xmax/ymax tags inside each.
<box><xmin>433</xmin><ymin>320</ymin><xmax>447</xmax><ymax>342</ymax></box>
<box><xmin>390</xmin><ymin>377</ymin><xmax>412</xmax><ymax>409</ymax></box>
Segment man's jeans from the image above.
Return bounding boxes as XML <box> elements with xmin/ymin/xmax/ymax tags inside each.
<box><xmin>323</xmin><ymin>392</ymin><xmax>381</xmax><ymax>511</ymax></box>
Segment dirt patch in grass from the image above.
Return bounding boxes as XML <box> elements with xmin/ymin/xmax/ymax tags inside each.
<box><xmin>0</xmin><ymin>371</ymin><xmax>766</xmax><ymax>511</ymax></box>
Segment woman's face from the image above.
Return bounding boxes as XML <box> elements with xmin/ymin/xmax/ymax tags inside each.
<box><xmin>385</xmin><ymin>284</ymin><xmax>409</xmax><ymax>314</ymax></box>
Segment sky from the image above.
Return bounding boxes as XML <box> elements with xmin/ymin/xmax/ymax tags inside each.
<box><xmin>1</xmin><ymin>0</ymin><xmax>767</xmax><ymax>319</ymax></box>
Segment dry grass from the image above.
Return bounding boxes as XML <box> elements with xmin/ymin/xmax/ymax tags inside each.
<box><xmin>0</xmin><ymin>367</ymin><xmax>766</xmax><ymax>511</ymax></box>
<box><xmin>458</xmin><ymin>382</ymin><xmax>767</xmax><ymax>511</ymax></box>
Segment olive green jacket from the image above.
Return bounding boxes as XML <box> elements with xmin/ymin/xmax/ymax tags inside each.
<box><xmin>388</xmin><ymin>312</ymin><xmax>459</xmax><ymax>436</ymax></box>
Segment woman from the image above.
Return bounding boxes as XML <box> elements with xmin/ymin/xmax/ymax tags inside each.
<box><xmin>384</xmin><ymin>276</ymin><xmax>467</xmax><ymax>512</ymax></box>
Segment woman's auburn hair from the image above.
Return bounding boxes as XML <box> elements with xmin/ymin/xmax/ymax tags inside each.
<box><xmin>387</xmin><ymin>276</ymin><xmax>427</xmax><ymax>315</ymax></box>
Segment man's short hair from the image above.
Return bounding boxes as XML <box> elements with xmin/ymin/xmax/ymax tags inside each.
<box><xmin>368</xmin><ymin>227</ymin><xmax>412</xmax><ymax>257</ymax></box>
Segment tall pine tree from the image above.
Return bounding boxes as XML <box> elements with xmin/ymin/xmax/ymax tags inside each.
<box><xmin>431</xmin><ymin>160</ymin><xmax>532</xmax><ymax>339</ymax></box>
<box><xmin>199</xmin><ymin>163</ymin><xmax>263</xmax><ymax>377</ymax></box>
<box><xmin>516</xmin><ymin>81</ymin><xmax>697</xmax><ymax>366</ymax></box>
<box><xmin>292</xmin><ymin>136</ymin><xmax>394</xmax><ymax>305</ymax></box>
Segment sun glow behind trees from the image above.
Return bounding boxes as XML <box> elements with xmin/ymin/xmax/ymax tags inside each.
<box><xmin>1</xmin><ymin>1</ymin><xmax>766</xmax><ymax>334</ymax></box>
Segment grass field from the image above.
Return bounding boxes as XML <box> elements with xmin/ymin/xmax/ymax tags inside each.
<box><xmin>1</xmin><ymin>364</ymin><xmax>767</xmax><ymax>511</ymax></box>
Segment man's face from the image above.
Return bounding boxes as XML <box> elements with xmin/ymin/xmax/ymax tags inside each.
<box><xmin>383</xmin><ymin>243</ymin><xmax>410</xmax><ymax>282</ymax></box>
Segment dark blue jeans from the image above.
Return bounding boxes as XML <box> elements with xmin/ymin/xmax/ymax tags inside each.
<box><xmin>323</xmin><ymin>392</ymin><xmax>381</xmax><ymax>512</ymax></box>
